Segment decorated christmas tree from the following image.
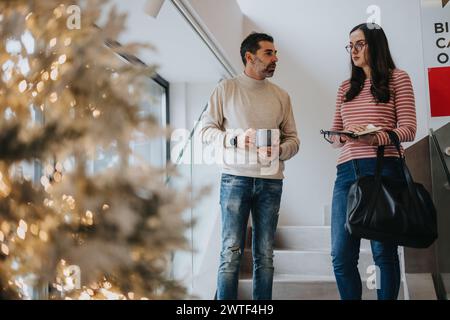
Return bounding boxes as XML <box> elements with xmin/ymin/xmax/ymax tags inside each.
<box><xmin>0</xmin><ymin>0</ymin><xmax>189</xmax><ymax>299</ymax></box>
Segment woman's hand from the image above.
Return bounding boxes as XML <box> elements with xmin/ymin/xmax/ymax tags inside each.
<box><xmin>356</xmin><ymin>134</ymin><xmax>379</xmax><ymax>146</ymax></box>
<box><xmin>344</xmin><ymin>124</ymin><xmax>367</xmax><ymax>133</ymax></box>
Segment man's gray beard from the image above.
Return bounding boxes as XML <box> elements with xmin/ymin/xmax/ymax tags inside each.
<box><xmin>265</xmin><ymin>70</ymin><xmax>275</xmax><ymax>77</ymax></box>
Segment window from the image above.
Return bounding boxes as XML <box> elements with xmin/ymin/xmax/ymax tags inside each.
<box><xmin>129</xmin><ymin>75</ymin><xmax>169</xmax><ymax>169</ymax></box>
<box><xmin>92</xmin><ymin>74</ymin><xmax>169</xmax><ymax>174</ymax></box>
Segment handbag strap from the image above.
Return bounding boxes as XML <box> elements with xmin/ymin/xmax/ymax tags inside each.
<box><xmin>374</xmin><ymin>145</ymin><xmax>385</xmax><ymax>183</ymax></box>
<box><xmin>353</xmin><ymin>148</ymin><xmax>383</xmax><ymax>178</ymax></box>
<box><xmin>371</xmin><ymin>131</ymin><xmax>420</xmax><ymax>211</ymax></box>
<box><xmin>385</xmin><ymin>131</ymin><xmax>418</xmax><ymax>198</ymax></box>
<box><xmin>363</xmin><ymin>131</ymin><xmax>416</xmax><ymax>191</ymax></box>
<box><xmin>385</xmin><ymin>130</ymin><xmax>403</xmax><ymax>158</ymax></box>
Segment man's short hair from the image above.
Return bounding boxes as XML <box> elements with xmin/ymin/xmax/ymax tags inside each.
<box><xmin>240</xmin><ymin>32</ymin><xmax>274</xmax><ymax>66</ymax></box>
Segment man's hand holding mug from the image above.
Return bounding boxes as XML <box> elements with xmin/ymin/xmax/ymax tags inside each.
<box><xmin>256</xmin><ymin>129</ymin><xmax>280</xmax><ymax>164</ymax></box>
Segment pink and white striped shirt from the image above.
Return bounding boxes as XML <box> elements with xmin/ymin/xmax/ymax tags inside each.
<box><xmin>331</xmin><ymin>69</ymin><xmax>417</xmax><ymax>165</ymax></box>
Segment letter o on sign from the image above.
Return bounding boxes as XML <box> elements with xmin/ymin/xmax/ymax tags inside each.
<box><xmin>438</xmin><ymin>53</ymin><xmax>449</xmax><ymax>64</ymax></box>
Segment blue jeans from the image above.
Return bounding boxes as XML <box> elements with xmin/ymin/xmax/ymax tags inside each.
<box><xmin>217</xmin><ymin>173</ymin><xmax>283</xmax><ymax>300</ymax></box>
<box><xmin>331</xmin><ymin>158</ymin><xmax>404</xmax><ymax>300</ymax></box>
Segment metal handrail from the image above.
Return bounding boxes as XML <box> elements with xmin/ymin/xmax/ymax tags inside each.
<box><xmin>164</xmin><ymin>102</ymin><xmax>209</xmax><ymax>184</ymax></box>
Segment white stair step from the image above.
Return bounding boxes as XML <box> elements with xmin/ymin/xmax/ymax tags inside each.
<box><xmin>273</xmin><ymin>226</ymin><xmax>371</xmax><ymax>251</ymax></box>
<box><xmin>238</xmin><ymin>274</ymin><xmax>405</xmax><ymax>300</ymax></box>
<box><xmin>241</xmin><ymin>249</ymin><xmax>375</xmax><ymax>277</ymax></box>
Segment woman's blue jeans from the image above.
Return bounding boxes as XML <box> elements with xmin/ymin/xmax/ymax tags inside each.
<box><xmin>217</xmin><ymin>173</ymin><xmax>283</xmax><ymax>300</ymax></box>
<box><xmin>331</xmin><ymin>157</ymin><xmax>404</xmax><ymax>300</ymax></box>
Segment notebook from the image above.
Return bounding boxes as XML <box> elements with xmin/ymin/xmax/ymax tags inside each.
<box><xmin>322</xmin><ymin>125</ymin><xmax>382</xmax><ymax>138</ymax></box>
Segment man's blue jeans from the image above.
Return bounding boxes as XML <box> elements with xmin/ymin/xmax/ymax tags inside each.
<box><xmin>217</xmin><ymin>173</ymin><xmax>283</xmax><ymax>300</ymax></box>
<box><xmin>331</xmin><ymin>157</ymin><xmax>404</xmax><ymax>300</ymax></box>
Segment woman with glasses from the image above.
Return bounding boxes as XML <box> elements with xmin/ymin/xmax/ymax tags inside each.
<box><xmin>327</xmin><ymin>23</ymin><xmax>417</xmax><ymax>300</ymax></box>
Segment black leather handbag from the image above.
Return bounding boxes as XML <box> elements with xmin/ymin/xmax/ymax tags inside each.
<box><xmin>346</xmin><ymin>131</ymin><xmax>438</xmax><ymax>248</ymax></box>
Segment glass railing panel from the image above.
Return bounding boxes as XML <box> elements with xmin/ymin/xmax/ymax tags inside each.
<box><xmin>430</xmin><ymin>122</ymin><xmax>450</xmax><ymax>299</ymax></box>
<box><xmin>112</xmin><ymin>0</ymin><xmax>234</xmax><ymax>299</ymax></box>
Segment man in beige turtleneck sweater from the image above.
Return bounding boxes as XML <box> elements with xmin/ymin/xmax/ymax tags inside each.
<box><xmin>201</xmin><ymin>33</ymin><xmax>300</xmax><ymax>300</ymax></box>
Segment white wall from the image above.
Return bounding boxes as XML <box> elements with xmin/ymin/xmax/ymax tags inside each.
<box><xmin>237</xmin><ymin>0</ymin><xmax>431</xmax><ymax>225</ymax></box>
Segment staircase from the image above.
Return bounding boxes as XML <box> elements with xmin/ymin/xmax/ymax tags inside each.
<box><xmin>238</xmin><ymin>226</ymin><xmax>406</xmax><ymax>300</ymax></box>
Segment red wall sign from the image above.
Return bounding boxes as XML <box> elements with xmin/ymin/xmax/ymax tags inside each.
<box><xmin>428</xmin><ymin>66</ymin><xmax>450</xmax><ymax>117</ymax></box>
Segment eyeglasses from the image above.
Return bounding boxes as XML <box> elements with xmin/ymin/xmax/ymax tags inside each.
<box><xmin>320</xmin><ymin>130</ymin><xmax>336</xmax><ymax>144</ymax></box>
<box><xmin>320</xmin><ymin>129</ymin><xmax>357</xmax><ymax>144</ymax></box>
<box><xmin>345</xmin><ymin>41</ymin><xmax>367</xmax><ymax>53</ymax></box>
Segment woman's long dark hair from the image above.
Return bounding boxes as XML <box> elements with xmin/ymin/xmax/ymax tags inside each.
<box><xmin>345</xmin><ymin>23</ymin><xmax>396</xmax><ymax>103</ymax></box>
